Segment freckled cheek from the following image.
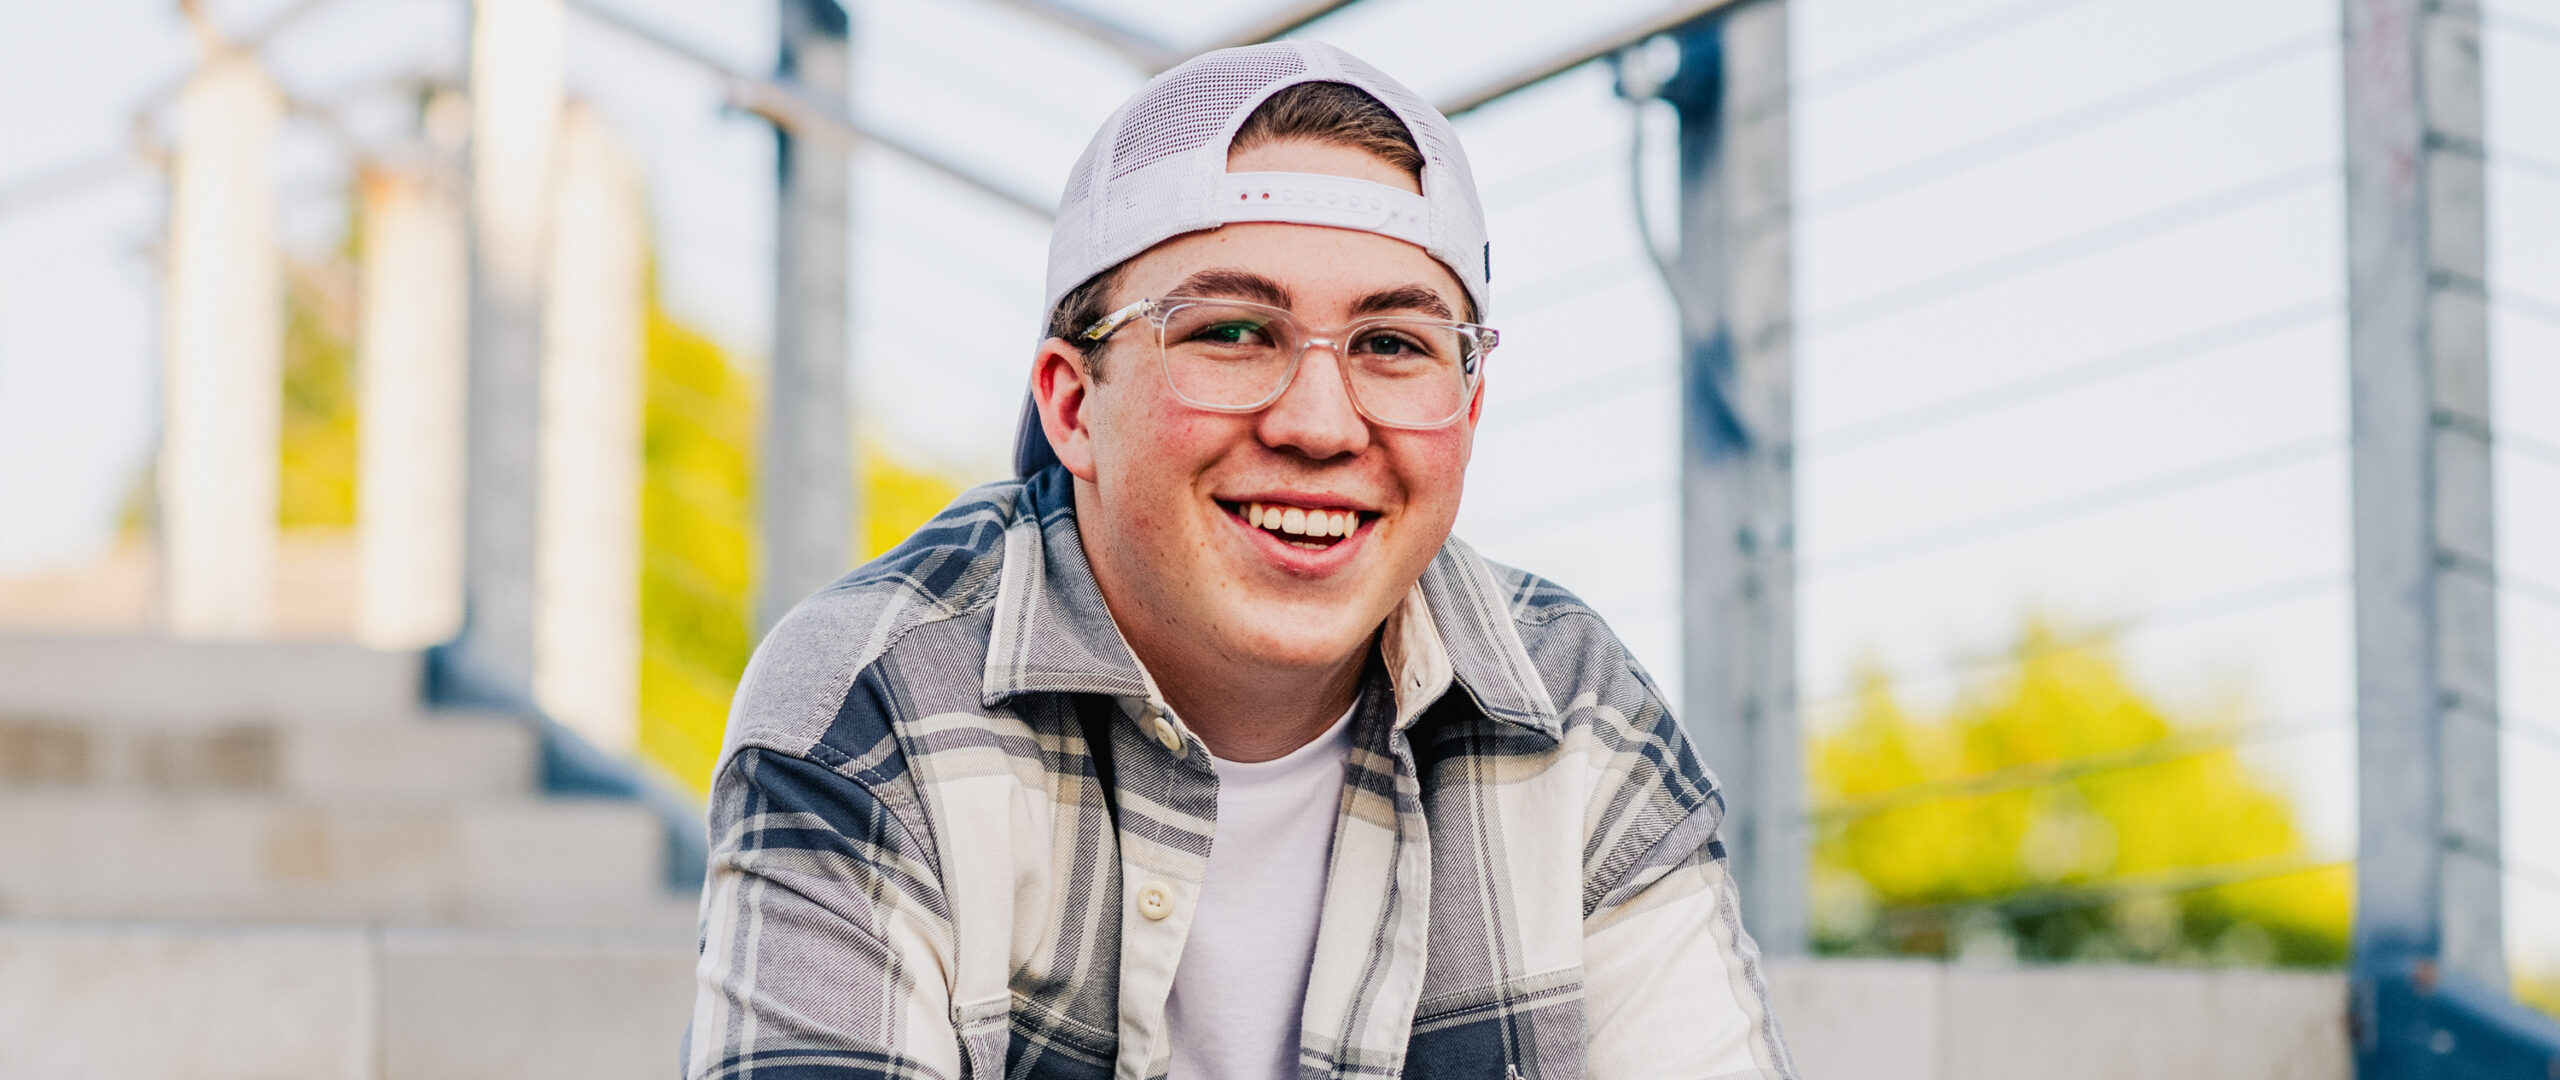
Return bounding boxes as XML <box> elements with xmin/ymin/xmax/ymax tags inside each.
<box><xmin>1384</xmin><ymin>431</ymin><xmax>1471</xmax><ymax>518</ymax></box>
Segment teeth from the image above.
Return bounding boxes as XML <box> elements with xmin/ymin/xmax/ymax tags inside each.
<box><xmin>1241</xmin><ymin>502</ymin><xmax>1361</xmax><ymax>542</ymax></box>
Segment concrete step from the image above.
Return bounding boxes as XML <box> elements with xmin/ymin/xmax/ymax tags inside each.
<box><xmin>0</xmin><ymin>632</ymin><xmax>423</xmax><ymax>727</ymax></box>
<box><xmin>0</xmin><ymin>920</ymin><xmax>697</xmax><ymax>1080</ymax></box>
<box><xmin>1767</xmin><ymin>958</ymin><xmax>2347</xmax><ymax>1080</ymax></box>
<box><xmin>0</xmin><ymin>714</ymin><xmax>538</xmax><ymax>800</ymax></box>
<box><xmin>0</xmin><ymin>792</ymin><xmax>692</xmax><ymax>929</ymax></box>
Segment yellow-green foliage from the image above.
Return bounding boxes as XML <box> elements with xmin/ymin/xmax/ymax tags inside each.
<box><xmin>125</xmin><ymin>253</ymin><xmax>360</xmax><ymax>536</ymax></box>
<box><xmin>638</xmin><ymin>297</ymin><xmax>758</xmax><ymax>796</ymax></box>
<box><xmin>634</xmin><ymin>293</ymin><xmax>968</xmax><ymax>796</ymax></box>
<box><xmin>1811</xmin><ymin>617</ymin><xmax>2349</xmax><ymax>966</ymax></box>
<box><xmin>277</xmin><ymin>258</ymin><xmax>360</xmax><ymax>529</ymax></box>
<box><xmin>2521</xmin><ymin>969</ymin><xmax>2560</xmax><ymax>1024</ymax></box>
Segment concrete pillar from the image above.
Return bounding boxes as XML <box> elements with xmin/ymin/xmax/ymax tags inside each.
<box><xmin>758</xmin><ymin>0</ymin><xmax>856</xmax><ymax>634</ymax></box>
<box><xmin>533</xmin><ymin>102</ymin><xmax>645</xmax><ymax>757</ymax></box>
<box><xmin>356</xmin><ymin>95</ymin><xmax>471</xmax><ymax>650</ymax></box>
<box><xmin>159</xmin><ymin>52</ymin><xmax>284</xmax><ymax>640</ymax></box>
<box><xmin>1661</xmin><ymin>0</ymin><xmax>1806</xmax><ymax>955</ymax></box>
<box><xmin>456</xmin><ymin>0</ymin><xmax>565</xmax><ymax>698</ymax></box>
<box><xmin>2342</xmin><ymin>0</ymin><xmax>2502</xmax><ymax>993</ymax></box>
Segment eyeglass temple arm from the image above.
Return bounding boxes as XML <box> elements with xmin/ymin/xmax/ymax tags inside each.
<box><xmin>1077</xmin><ymin>298</ymin><xmax>1156</xmax><ymax>344</ymax></box>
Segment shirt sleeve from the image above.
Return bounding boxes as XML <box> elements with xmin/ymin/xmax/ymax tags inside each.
<box><xmin>686</xmin><ymin>745</ymin><xmax>975</xmax><ymax>1080</ymax></box>
<box><xmin>1578</xmin><ymin>664</ymin><xmax>1799</xmax><ymax>1080</ymax></box>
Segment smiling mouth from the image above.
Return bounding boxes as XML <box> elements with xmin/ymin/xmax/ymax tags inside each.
<box><xmin>1220</xmin><ymin>500</ymin><xmax>1370</xmax><ymax>551</ymax></box>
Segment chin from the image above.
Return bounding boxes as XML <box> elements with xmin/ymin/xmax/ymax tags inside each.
<box><xmin>1217</xmin><ymin>601</ymin><xmax>1381</xmax><ymax>671</ymax></box>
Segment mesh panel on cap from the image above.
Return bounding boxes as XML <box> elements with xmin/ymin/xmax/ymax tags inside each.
<box><xmin>1106</xmin><ymin>50</ymin><xmax>1307</xmax><ymax>181</ymax></box>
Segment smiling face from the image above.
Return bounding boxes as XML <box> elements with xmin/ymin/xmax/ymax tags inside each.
<box><xmin>1031</xmin><ymin>139</ymin><xmax>1482</xmax><ymax>700</ymax></box>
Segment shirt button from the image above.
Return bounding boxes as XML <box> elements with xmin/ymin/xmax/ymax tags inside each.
<box><xmin>1136</xmin><ymin>881</ymin><xmax>1175</xmax><ymax>921</ymax></box>
<box><xmin>1150</xmin><ymin>715</ymin><xmax>1184</xmax><ymax>755</ymax></box>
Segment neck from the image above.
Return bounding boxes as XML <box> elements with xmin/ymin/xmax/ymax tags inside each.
<box><xmin>1072</xmin><ymin>500</ymin><xmax>1369</xmax><ymax>765</ymax></box>
<box><xmin>1138</xmin><ymin>625</ymin><xmax>1367</xmax><ymax>764</ymax></box>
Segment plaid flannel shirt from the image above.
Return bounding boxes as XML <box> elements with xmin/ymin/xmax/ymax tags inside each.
<box><xmin>688</xmin><ymin>468</ymin><xmax>1795</xmax><ymax>1080</ymax></box>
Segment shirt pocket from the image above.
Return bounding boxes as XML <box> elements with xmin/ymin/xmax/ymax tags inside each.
<box><xmin>951</xmin><ymin>995</ymin><xmax>1010</xmax><ymax>1079</ymax></box>
<box><xmin>1405</xmin><ymin>965</ymin><xmax>1587</xmax><ymax>1080</ymax></box>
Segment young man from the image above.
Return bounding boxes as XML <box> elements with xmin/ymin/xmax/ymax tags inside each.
<box><xmin>690</xmin><ymin>42</ymin><xmax>1795</xmax><ymax>1080</ymax></box>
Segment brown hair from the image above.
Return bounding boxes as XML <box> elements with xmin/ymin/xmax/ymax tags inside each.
<box><xmin>1046</xmin><ymin>82</ymin><xmax>1425</xmax><ymax>375</ymax></box>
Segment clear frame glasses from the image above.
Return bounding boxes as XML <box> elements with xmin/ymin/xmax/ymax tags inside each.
<box><xmin>1078</xmin><ymin>296</ymin><xmax>1497</xmax><ymax>430</ymax></box>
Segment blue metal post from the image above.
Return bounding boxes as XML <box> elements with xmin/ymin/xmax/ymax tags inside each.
<box><xmin>2341</xmin><ymin>0</ymin><xmax>2560</xmax><ymax>1073</ymax></box>
<box><xmin>760</xmin><ymin>0</ymin><xmax>856</xmax><ymax>634</ymax></box>
<box><xmin>1640</xmin><ymin>0</ymin><xmax>1805</xmax><ymax>955</ymax></box>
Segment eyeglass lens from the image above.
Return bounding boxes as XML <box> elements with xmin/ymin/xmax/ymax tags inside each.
<box><xmin>1153</xmin><ymin>301</ymin><xmax>1481</xmax><ymax>427</ymax></box>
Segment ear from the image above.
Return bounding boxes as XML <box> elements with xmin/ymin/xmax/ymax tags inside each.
<box><xmin>1463</xmin><ymin>368</ymin><xmax>1487</xmax><ymax>426</ymax></box>
<box><xmin>1032</xmin><ymin>338</ymin><xmax>1102</xmax><ymax>482</ymax></box>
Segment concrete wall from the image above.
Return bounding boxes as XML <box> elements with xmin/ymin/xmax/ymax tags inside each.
<box><xmin>1768</xmin><ymin>959</ymin><xmax>2350</xmax><ymax>1080</ymax></box>
<box><xmin>0</xmin><ymin>923</ymin><xmax>696</xmax><ymax>1080</ymax></box>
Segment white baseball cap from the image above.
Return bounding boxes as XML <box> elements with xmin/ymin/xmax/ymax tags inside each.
<box><xmin>1014</xmin><ymin>40</ymin><xmax>1491</xmax><ymax>476</ymax></box>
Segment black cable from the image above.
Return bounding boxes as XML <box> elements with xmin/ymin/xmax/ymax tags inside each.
<box><xmin>1800</xmin><ymin>32</ymin><xmax>2329</xmax><ymax>217</ymax></box>
<box><xmin>1804</xmin><ymin>436</ymin><xmax>2339</xmax><ymax>576</ymax></box>
<box><xmin>1799</xmin><ymin>573</ymin><xmax>2344</xmax><ymax>712</ymax></box>
<box><xmin>1799</xmin><ymin>164</ymin><xmax>2332</xmax><ymax>335</ymax></box>
<box><xmin>1808</xmin><ymin>712</ymin><xmax>2350</xmax><ymax>824</ymax></box>
<box><xmin>1802</xmin><ymin>299</ymin><xmax>2338</xmax><ymax>456</ymax></box>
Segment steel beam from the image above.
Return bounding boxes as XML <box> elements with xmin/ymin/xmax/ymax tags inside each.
<box><xmin>2342</xmin><ymin>0</ymin><xmax>2503</xmax><ymax>1031</ymax></box>
<box><xmin>758</xmin><ymin>0</ymin><xmax>857</xmax><ymax>633</ymax></box>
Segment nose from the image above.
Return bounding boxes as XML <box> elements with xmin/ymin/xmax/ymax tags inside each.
<box><xmin>1255</xmin><ymin>340</ymin><xmax>1370</xmax><ymax>461</ymax></box>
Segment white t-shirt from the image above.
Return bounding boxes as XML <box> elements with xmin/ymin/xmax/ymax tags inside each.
<box><xmin>1164</xmin><ymin>701</ymin><xmax>1358</xmax><ymax>1080</ymax></box>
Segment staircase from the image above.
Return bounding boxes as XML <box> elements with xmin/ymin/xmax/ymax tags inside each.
<box><xmin>0</xmin><ymin>633</ymin><xmax>701</xmax><ymax>1079</ymax></box>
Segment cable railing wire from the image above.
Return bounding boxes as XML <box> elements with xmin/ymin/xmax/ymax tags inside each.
<box><xmin>1485</xmin><ymin>368</ymin><xmax>1675</xmax><ymax>428</ymax></box>
<box><xmin>1864</xmin><ymin>856</ymin><xmax>2351</xmax><ymax>929</ymax></box>
<box><xmin>1802</xmin><ymin>436</ymin><xmax>2339</xmax><ymax>576</ymax></box>
<box><xmin>2488</xmin><ymin>146</ymin><xmax>2560</xmax><ymax>187</ymax></box>
<box><xmin>1781</xmin><ymin>0</ymin><xmax>2106</xmax><ymax>106</ymax></box>
<box><xmin>1797</xmin><ymin>32</ymin><xmax>2328</xmax><ymax>218</ymax></box>
<box><xmin>1799</xmin><ymin>572</ymin><xmax>2345</xmax><ymax>712</ymax></box>
<box><xmin>1801</xmin><ymin>298</ymin><xmax>2338</xmax><ymax>456</ymax></box>
<box><xmin>1799</xmin><ymin>163</ymin><xmax>2333</xmax><ymax>336</ymax></box>
<box><xmin>1808</xmin><ymin>711</ymin><xmax>2350</xmax><ymax>824</ymax></box>
<box><xmin>2504</xmin><ymin>431</ymin><xmax>2560</xmax><ymax>470</ymax></box>
<box><xmin>2482</xmin><ymin>4</ymin><xmax>2560</xmax><ymax>49</ymax></box>
<box><xmin>2488</xmin><ymin>286</ymin><xmax>2560</xmax><ymax>332</ymax></box>
<box><xmin>2503</xmin><ymin>574</ymin><xmax>2560</xmax><ymax>617</ymax></box>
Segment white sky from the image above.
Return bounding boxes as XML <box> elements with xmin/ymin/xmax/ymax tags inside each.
<box><xmin>1</xmin><ymin>0</ymin><xmax>2554</xmax><ymax>965</ymax></box>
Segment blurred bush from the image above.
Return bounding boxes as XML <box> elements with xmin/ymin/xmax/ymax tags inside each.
<box><xmin>1811</xmin><ymin>616</ymin><xmax>2349</xmax><ymax>967</ymax></box>
<box><xmin>635</xmin><ymin>286</ymin><xmax>966</xmax><ymax>795</ymax></box>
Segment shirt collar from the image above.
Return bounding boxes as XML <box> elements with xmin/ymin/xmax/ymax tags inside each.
<box><xmin>980</xmin><ymin>468</ymin><xmax>1561</xmax><ymax>742</ymax></box>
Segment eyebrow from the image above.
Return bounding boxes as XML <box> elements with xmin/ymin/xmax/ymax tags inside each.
<box><xmin>1167</xmin><ymin>269</ymin><xmax>1293</xmax><ymax>310</ymax></box>
<box><xmin>1164</xmin><ymin>270</ymin><xmax>1456</xmax><ymax>322</ymax></box>
<box><xmin>1348</xmin><ymin>285</ymin><xmax>1454</xmax><ymax>321</ymax></box>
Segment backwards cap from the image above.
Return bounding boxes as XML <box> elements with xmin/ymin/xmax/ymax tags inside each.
<box><xmin>1015</xmin><ymin>41</ymin><xmax>1491</xmax><ymax>476</ymax></box>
